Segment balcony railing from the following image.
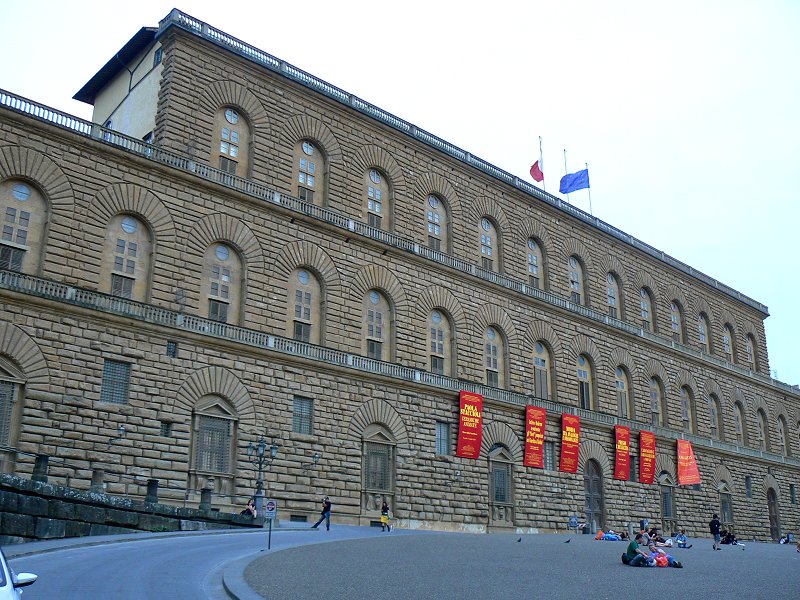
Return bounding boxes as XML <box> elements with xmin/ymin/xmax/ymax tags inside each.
<box><xmin>0</xmin><ymin>89</ymin><xmax>793</xmax><ymax>396</ymax></box>
<box><xmin>1</xmin><ymin>268</ymin><xmax>798</xmax><ymax>470</ymax></box>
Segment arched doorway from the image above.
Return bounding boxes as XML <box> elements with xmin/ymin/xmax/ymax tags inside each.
<box><xmin>767</xmin><ymin>488</ymin><xmax>781</xmax><ymax>542</ymax></box>
<box><xmin>488</xmin><ymin>444</ymin><xmax>515</xmax><ymax>528</ymax></box>
<box><xmin>583</xmin><ymin>459</ymin><xmax>605</xmax><ymax>531</ymax></box>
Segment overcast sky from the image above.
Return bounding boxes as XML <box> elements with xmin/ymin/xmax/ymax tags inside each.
<box><xmin>1</xmin><ymin>1</ymin><xmax>798</xmax><ymax>387</ymax></box>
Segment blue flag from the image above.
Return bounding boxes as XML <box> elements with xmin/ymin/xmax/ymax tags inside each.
<box><xmin>559</xmin><ymin>169</ymin><xmax>590</xmax><ymax>194</ymax></box>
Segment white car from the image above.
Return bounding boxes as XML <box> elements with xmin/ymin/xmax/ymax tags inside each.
<box><xmin>0</xmin><ymin>548</ymin><xmax>36</xmax><ymax>598</ymax></box>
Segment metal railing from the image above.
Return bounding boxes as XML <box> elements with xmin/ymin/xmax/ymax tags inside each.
<box><xmin>154</xmin><ymin>8</ymin><xmax>768</xmax><ymax>315</ymax></box>
<box><xmin>2</xmin><ymin>268</ymin><xmax>798</xmax><ymax>470</ymax></box>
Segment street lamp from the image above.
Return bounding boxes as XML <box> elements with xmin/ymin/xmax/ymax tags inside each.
<box><xmin>247</xmin><ymin>436</ymin><xmax>278</xmax><ymax>516</ymax></box>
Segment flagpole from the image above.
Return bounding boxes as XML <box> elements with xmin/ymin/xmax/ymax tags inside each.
<box><xmin>563</xmin><ymin>149</ymin><xmax>569</xmax><ymax>201</ymax></box>
<box><xmin>586</xmin><ymin>161</ymin><xmax>593</xmax><ymax>215</ymax></box>
<box><xmin>539</xmin><ymin>136</ymin><xmax>545</xmax><ymax>192</ymax></box>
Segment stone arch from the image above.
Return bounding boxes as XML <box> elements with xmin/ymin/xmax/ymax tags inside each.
<box><xmin>272</xmin><ymin>241</ymin><xmax>342</xmax><ymax>296</ymax></box>
<box><xmin>349</xmin><ymin>145</ymin><xmax>407</xmax><ymax>198</ymax></box>
<box><xmin>673</xmin><ymin>368</ymin><xmax>698</xmax><ymax>395</ymax></box>
<box><xmin>561</xmin><ymin>238</ymin><xmax>592</xmax><ymax>267</ymax></box>
<box><xmin>654</xmin><ymin>452</ymin><xmax>677</xmax><ymax>481</ymax></box>
<box><xmin>0</xmin><ymin>145</ymin><xmax>74</xmax><ymax>215</ymax></box>
<box><xmin>517</xmin><ymin>218</ymin><xmax>553</xmax><ymax>255</ymax></box>
<box><xmin>88</xmin><ymin>183</ymin><xmax>176</xmax><ymax>246</ymax></box>
<box><xmin>749</xmin><ymin>395</ymin><xmax>770</xmax><ymax>420</ymax></box>
<box><xmin>350</xmin><ymin>264</ymin><xmax>408</xmax><ymax>316</ymax></box>
<box><xmin>717</xmin><ymin>308</ymin><xmax>738</xmax><ymax>331</ymax></box>
<box><xmin>693</xmin><ymin>297</ymin><xmax>715</xmax><ymax>324</ymax></box>
<box><xmin>704</xmin><ymin>379</ymin><xmax>725</xmax><ymax>400</ymax></box>
<box><xmin>347</xmin><ymin>399</ymin><xmax>408</xmax><ymax>445</ymax></box>
<box><xmin>664</xmin><ymin>283</ymin><xmax>688</xmax><ymax>313</ymax></box>
<box><xmin>609</xmin><ymin>348</ymin><xmax>635</xmax><ymax>372</ymax></box>
<box><xmin>523</xmin><ymin>321</ymin><xmax>563</xmax><ymax>357</ymax></box>
<box><xmin>481</xmin><ymin>421</ymin><xmax>523</xmax><ymax>462</ymax></box>
<box><xmin>413</xmin><ymin>286</ymin><xmax>468</xmax><ymax>334</ymax></box>
<box><xmin>414</xmin><ymin>171</ymin><xmax>462</xmax><ymax>219</ymax></box>
<box><xmin>473</xmin><ymin>304</ymin><xmax>517</xmax><ymax>347</ymax></box>
<box><xmin>202</xmin><ymin>80</ymin><xmax>270</xmax><ymax>134</ymax></box>
<box><xmin>171</xmin><ymin>366</ymin><xmax>256</xmax><ymax>426</ymax></box>
<box><xmin>773</xmin><ymin>400</ymin><xmax>794</xmax><ymax>427</ymax></box>
<box><xmin>711</xmin><ymin>464</ymin><xmax>735</xmax><ymax>492</ymax></box>
<box><xmin>596</xmin><ymin>255</ymin><xmax>627</xmax><ymax>284</ymax></box>
<box><xmin>731</xmin><ymin>388</ymin><xmax>748</xmax><ymax>412</ymax></box>
<box><xmin>468</xmin><ymin>196</ymin><xmax>512</xmax><ymax>254</ymax></box>
<box><xmin>741</xmin><ymin>321</ymin><xmax>761</xmax><ymax>342</ymax></box>
<box><xmin>185</xmin><ymin>212</ymin><xmax>264</xmax><ymax>275</ymax></box>
<box><xmin>578</xmin><ymin>439</ymin><xmax>612</xmax><ymax>478</ymax></box>
<box><xmin>641</xmin><ymin>358</ymin><xmax>669</xmax><ymax>388</ymax></box>
<box><xmin>631</xmin><ymin>270</ymin><xmax>659</xmax><ymax>295</ymax></box>
<box><xmin>565</xmin><ymin>334</ymin><xmax>603</xmax><ymax>371</ymax></box>
<box><xmin>280</xmin><ymin>114</ymin><xmax>343</xmax><ymax>165</ymax></box>
<box><xmin>0</xmin><ymin>322</ymin><xmax>49</xmax><ymax>390</ymax></box>
<box><xmin>760</xmin><ymin>474</ymin><xmax>781</xmax><ymax>500</ymax></box>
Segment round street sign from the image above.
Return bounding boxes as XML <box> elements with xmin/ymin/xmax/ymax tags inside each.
<box><xmin>264</xmin><ymin>499</ymin><xmax>278</xmax><ymax>518</ymax></box>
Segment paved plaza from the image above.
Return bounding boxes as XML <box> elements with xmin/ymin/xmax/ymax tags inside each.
<box><xmin>242</xmin><ymin>529</ymin><xmax>799</xmax><ymax>600</ymax></box>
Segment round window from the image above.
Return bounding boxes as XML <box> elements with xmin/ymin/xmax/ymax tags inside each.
<box><xmin>121</xmin><ymin>216</ymin><xmax>138</xmax><ymax>234</ymax></box>
<box><xmin>607</xmin><ymin>274</ymin><xmax>614</xmax><ymax>284</ymax></box>
<box><xmin>431</xmin><ymin>310</ymin><xmax>442</xmax><ymax>324</ymax></box>
<box><xmin>535</xmin><ymin>342</ymin><xmax>544</xmax><ymax>354</ymax></box>
<box><xmin>578</xmin><ymin>355</ymin><xmax>586</xmax><ymax>367</ymax></box>
<box><xmin>487</xmin><ymin>327</ymin><xmax>496</xmax><ymax>341</ymax></box>
<box><xmin>640</xmin><ymin>289</ymin><xmax>648</xmax><ymax>299</ymax></box>
<box><xmin>224</xmin><ymin>108</ymin><xmax>239</xmax><ymax>124</ymax></box>
<box><xmin>569</xmin><ymin>257</ymin><xmax>577</xmax><ymax>268</ymax></box>
<box><xmin>298</xmin><ymin>269</ymin><xmax>310</xmax><ymax>285</ymax></box>
<box><xmin>302</xmin><ymin>141</ymin><xmax>314</xmax><ymax>156</ymax></box>
<box><xmin>616</xmin><ymin>367</ymin><xmax>623</xmax><ymax>378</ymax></box>
<box><xmin>428</xmin><ymin>195</ymin><xmax>440</xmax><ymax>209</ymax></box>
<box><xmin>369</xmin><ymin>291</ymin><xmax>380</xmax><ymax>305</ymax></box>
<box><xmin>215</xmin><ymin>245</ymin><xmax>230</xmax><ymax>261</ymax></box>
<box><xmin>12</xmin><ymin>183</ymin><xmax>31</xmax><ymax>201</ymax></box>
<box><xmin>369</xmin><ymin>169</ymin><xmax>381</xmax><ymax>184</ymax></box>
<box><xmin>481</xmin><ymin>218</ymin><xmax>491</xmax><ymax>231</ymax></box>
<box><xmin>527</xmin><ymin>239</ymin><xmax>537</xmax><ymax>251</ymax></box>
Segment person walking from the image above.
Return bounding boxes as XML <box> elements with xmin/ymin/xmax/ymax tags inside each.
<box><xmin>311</xmin><ymin>495</ymin><xmax>332</xmax><ymax>530</ymax></box>
<box><xmin>709</xmin><ymin>513</ymin><xmax>722</xmax><ymax>550</ymax></box>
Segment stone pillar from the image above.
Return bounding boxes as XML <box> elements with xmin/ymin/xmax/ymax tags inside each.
<box><xmin>145</xmin><ymin>479</ymin><xmax>159</xmax><ymax>504</ymax></box>
<box><xmin>200</xmin><ymin>488</ymin><xmax>212</xmax><ymax>511</ymax></box>
<box><xmin>32</xmin><ymin>454</ymin><xmax>49</xmax><ymax>483</ymax></box>
<box><xmin>89</xmin><ymin>468</ymin><xmax>106</xmax><ymax>493</ymax></box>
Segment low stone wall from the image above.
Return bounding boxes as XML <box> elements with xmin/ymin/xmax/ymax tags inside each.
<box><xmin>0</xmin><ymin>474</ymin><xmax>261</xmax><ymax>545</ymax></box>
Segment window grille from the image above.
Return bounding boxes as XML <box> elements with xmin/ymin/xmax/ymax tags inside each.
<box><xmin>100</xmin><ymin>360</ymin><xmax>131</xmax><ymax>404</ymax></box>
<box><xmin>365</xmin><ymin>442</ymin><xmax>392</xmax><ymax>491</ymax></box>
<box><xmin>492</xmin><ymin>462</ymin><xmax>510</xmax><ymax>503</ymax></box>
<box><xmin>0</xmin><ymin>246</ymin><xmax>24</xmax><ymax>272</ymax></box>
<box><xmin>166</xmin><ymin>341</ymin><xmax>178</xmax><ymax>358</ymax></box>
<box><xmin>544</xmin><ymin>441</ymin><xmax>555</xmax><ymax>471</ymax></box>
<box><xmin>293</xmin><ymin>396</ymin><xmax>314</xmax><ymax>435</ymax></box>
<box><xmin>436</xmin><ymin>421</ymin><xmax>450</xmax><ymax>455</ymax></box>
<box><xmin>195</xmin><ymin>415</ymin><xmax>231</xmax><ymax>473</ymax></box>
<box><xmin>0</xmin><ymin>381</ymin><xmax>14</xmax><ymax>445</ymax></box>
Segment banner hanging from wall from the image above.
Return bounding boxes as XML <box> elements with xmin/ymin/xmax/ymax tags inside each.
<box><xmin>639</xmin><ymin>430</ymin><xmax>656</xmax><ymax>484</ymax></box>
<box><xmin>614</xmin><ymin>425</ymin><xmax>630</xmax><ymax>480</ymax></box>
<box><xmin>455</xmin><ymin>391</ymin><xmax>483</xmax><ymax>459</ymax></box>
<box><xmin>677</xmin><ymin>439</ymin><xmax>702</xmax><ymax>485</ymax></box>
<box><xmin>524</xmin><ymin>406</ymin><xmax>547</xmax><ymax>468</ymax></box>
<box><xmin>559</xmin><ymin>413</ymin><xmax>581</xmax><ymax>473</ymax></box>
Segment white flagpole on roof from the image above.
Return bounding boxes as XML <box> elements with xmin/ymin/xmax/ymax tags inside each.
<box><xmin>539</xmin><ymin>136</ymin><xmax>545</xmax><ymax>192</ymax></box>
<box><xmin>563</xmin><ymin>149</ymin><xmax>570</xmax><ymax>202</ymax></box>
<box><xmin>586</xmin><ymin>162</ymin><xmax>593</xmax><ymax>215</ymax></box>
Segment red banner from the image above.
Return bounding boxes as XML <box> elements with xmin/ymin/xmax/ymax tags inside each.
<box><xmin>614</xmin><ymin>425</ymin><xmax>630</xmax><ymax>480</ymax></box>
<box><xmin>524</xmin><ymin>406</ymin><xmax>547</xmax><ymax>468</ymax></box>
<box><xmin>559</xmin><ymin>414</ymin><xmax>580</xmax><ymax>473</ymax></box>
<box><xmin>639</xmin><ymin>430</ymin><xmax>656</xmax><ymax>484</ymax></box>
<box><xmin>677</xmin><ymin>440</ymin><xmax>701</xmax><ymax>485</ymax></box>
<box><xmin>456</xmin><ymin>391</ymin><xmax>483</xmax><ymax>458</ymax></box>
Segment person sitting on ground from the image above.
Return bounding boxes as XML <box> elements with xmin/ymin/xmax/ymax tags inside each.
<box><xmin>648</xmin><ymin>543</ymin><xmax>683</xmax><ymax>568</ymax></box>
<box><xmin>619</xmin><ymin>530</ymin><xmax>629</xmax><ymax>541</ymax></box>
<box><xmin>648</xmin><ymin>527</ymin><xmax>667</xmax><ymax>544</ymax></box>
<box><xmin>240</xmin><ymin>498</ymin><xmax>257</xmax><ymax>518</ymax></box>
<box><xmin>675</xmin><ymin>529</ymin><xmax>692</xmax><ymax>549</ymax></box>
<box><xmin>622</xmin><ymin>533</ymin><xmax>652</xmax><ymax>567</ymax></box>
<box><xmin>721</xmin><ymin>530</ymin><xmax>738</xmax><ymax>545</ymax></box>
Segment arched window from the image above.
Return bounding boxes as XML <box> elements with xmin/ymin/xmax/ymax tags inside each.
<box><xmin>189</xmin><ymin>394</ymin><xmax>238</xmax><ymax>498</ymax></box>
<box><xmin>365</xmin><ymin>169</ymin><xmax>391</xmax><ymax>230</ymax></box>
<box><xmin>744</xmin><ymin>334</ymin><xmax>757</xmax><ymax>371</ymax></box>
<box><xmin>287</xmin><ymin>268</ymin><xmax>322</xmax><ymax>344</ymax></box>
<box><xmin>649</xmin><ymin>377</ymin><xmax>667</xmax><ymax>427</ymax></box>
<box><xmin>698</xmin><ymin>313</ymin><xmax>711</xmax><ymax>353</ymax></box>
<box><xmin>201</xmin><ymin>243</ymin><xmax>243</xmax><ymax>324</ymax></box>
<box><xmin>671</xmin><ymin>302</ymin><xmax>685</xmax><ymax>343</ymax></box>
<box><xmin>533</xmin><ymin>341</ymin><xmax>552</xmax><ymax>401</ymax></box>
<box><xmin>757</xmin><ymin>408</ymin><xmax>769</xmax><ymax>451</ymax></box>
<box><xmin>527</xmin><ymin>238</ymin><xmax>545</xmax><ymax>289</ymax></box>
<box><xmin>215</xmin><ymin>107</ymin><xmax>250</xmax><ymax>177</ymax></box>
<box><xmin>0</xmin><ymin>357</ymin><xmax>25</xmax><ymax>470</ymax></box>
<box><xmin>426</xmin><ymin>195</ymin><xmax>450</xmax><ymax>252</ymax></box>
<box><xmin>777</xmin><ymin>416</ymin><xmax>789</xmax><ymax>456</ymax></box>
<box><xmin>576</xmin><ymin>354</ymin><xmax>594</xmax><ymax>410</ymax></box>
<box><xmin>294</xmin><ymin>140</ymin><xmax>326</xmax><ymax>205</ymax></box>
<box><xmin>429</xmin><ymin>309</ymin><xmax>453</xmax><ymax>376</ymax></box>
<box><xmin>484</xmin><ymin>326</ymin><xmax>506</xmax><ymax>387</ymax></box>
<box><xmin>708</xmin><ymin>394</ymin><xmax>723</xmax><ymax>440</ymax></box>
<box><xmin>615</xmin><ymin>367</ymin><xmax>632</xmax><ymax>419</ymax></box>
<box><xmin>362</xmin><ymin>423</ymin><xmax>396</xmax><ymax>516</ymax></box>
<box><xmin>680</xmin><ymin>386</ymin><xmax>696</xmax><ymax>434</ymax></box>
<box><xmin>640</xmin><ymin>288</ymin><xmax>655</xmax><ymax>332</ymax></box>
<box><xmin>734</xmin><ymin>402</ymin><xmax>747</xmax><ymax>445</ymax></box>
<box><xmin>363</xmin><ymin>289</ymin><xmax>392</xmax><ymax>361</ymax></box>
<box><xmin>606</xmin><ymin>273</ymin><xmax>621</xmax><ymax>319</ymax></box>
<box><xmin>101</xmin><ymin>214</ymin><xmax>152</xmax><ymax>301</ymax></box>
<box><xmin>569</xmin><ymin>256</ymin><xmax>587</xmax><ymax>306</ymax></box>
<box><xmin>479</xmin><ymin>217</ymin><xmax>499</xmax><ymax>272</ymax></box>
<box><xmin>723</xmin><ymin>324</ymin><xmax>736</xmax><ymax>363</ymax></box>
<box><xmin>0</xmin><ymin>180</ymin><xmax>47</xmax><ymax>274</ymax></box>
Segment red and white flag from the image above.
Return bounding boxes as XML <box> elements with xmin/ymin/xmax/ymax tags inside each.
<box><xmin>530</xmin><ymin>136</ymin><xmax>544</xmax><ymax>182</ymax></box>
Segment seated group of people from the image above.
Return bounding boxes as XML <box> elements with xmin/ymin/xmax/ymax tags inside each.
<box><xmin>720</xmin><ymin>530</ymin><xmax>743</xmax><ymax>546</ymax></box>
<box><xmin>623</xmin><ymin>532</ymin><xmax>683</xmax><ymax>568</ymax></box>
<box><xmin>594</xmin><ymin>528</ymin><xmax>629</xmax><ymax>541</ymax></box>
